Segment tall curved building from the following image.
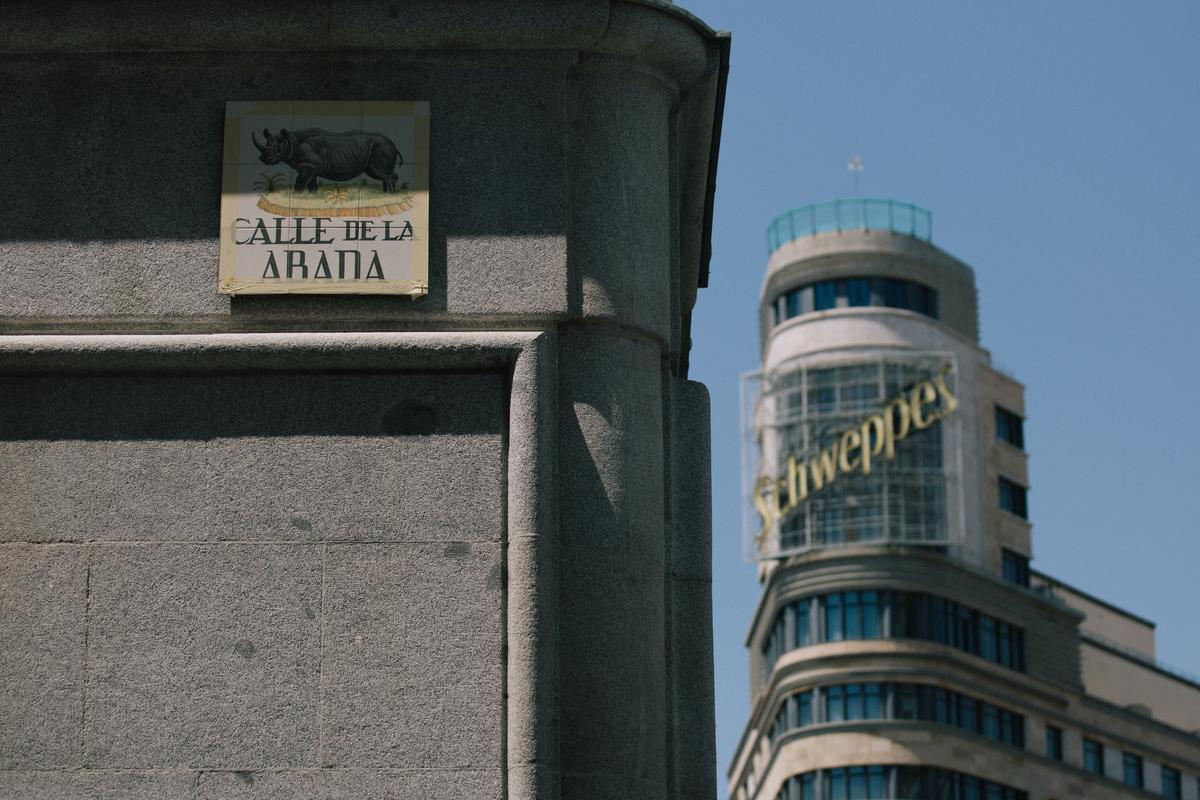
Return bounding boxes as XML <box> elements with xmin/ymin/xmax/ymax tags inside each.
<box><xmin>729</xmin><ymin>200</ymin><xmax>1200</xmax><ymax>800</ymax></box>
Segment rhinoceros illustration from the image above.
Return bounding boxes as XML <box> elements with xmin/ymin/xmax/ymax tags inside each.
<box><xmin>251</xmin><ymin>127</ymin><xmax>403</xmax><ymax>194</ymax></box>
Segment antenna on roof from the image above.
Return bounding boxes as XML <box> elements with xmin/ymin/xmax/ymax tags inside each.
<box><xmin>847</xmin><ymin>155</ymin><xmax>864</xmax><ymax>198</ymax></box>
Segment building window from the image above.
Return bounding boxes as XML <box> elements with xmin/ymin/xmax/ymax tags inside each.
<box><xmin>1002</xmin><ymin>549</ymin><xmax>1030</xmax><ymax>587</ymax></box>
<box><xmin>795</xmin><ymin>596</ymin><xmax>812</xmax><ymax>647</ymax></box>
<box><xmin>1045</xmin><ymin>724</ymin><xmax>1063</xmax><ymax>761</ymax></box>
<box><xmin>760</xmin><ymin>590</ymin><xmax>1026</xmax><ymax>678</ymax></box>
<box><xmin>1161</xmin><ymin>765</ymin><xmax>1181</xmax><ymax>799</ymax></box>
<box><xmin>770</xmin><ymin>276</ymin><xmax>939</xmax><ymax>326</ymax></box>
<box><xmin>846</xmin><ymin>277</ymin><xmax>871</xmax><ymax>306</ymax></box>
<box><xmin>1083</xmin><ymin>738</ymin><xmax>1104</xmax><ymax>775</ymax></box>
<box><xmin>768</xmin><ymin>681</ymin><xmax>1024</xmax><ymax>750</ymax></box>
<box><xmin>995</xmin><ymin>405</ymin><xmax>1024</xmax><ymax>449</ymax></box>
<box><xmin>1122</xmin><ymin>752</ymin><xmax>1144</xmax><ymax>788</ymax></box>
<box><xmin>797</xmin><ymin>690</ymin><xmax>813</xmax><ymax>727</ymax></box>
<box><xmin>823</xmin><ymin>590</ymin><xmax>883</xmax><ymax>643</ymax></box>
<box><xmin>999</xmin><ymin>477</ymin><xmax>1028</xmax><ymax>519</ymax></box>
<box><xmin>775</xmin><ymin>765</ymin><xmax>1028</xmax><ymax>800</ymax></box>
<box><xmin>814</xmin><ymin>281</ymin><xmax>838</xmax><ymax>311</ymax></box>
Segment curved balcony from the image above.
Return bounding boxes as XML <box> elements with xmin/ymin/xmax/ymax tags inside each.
<box><xmin>767</xmin><ymin>199</ymin><xmax>932</xmax><ymax>255</ymax></box>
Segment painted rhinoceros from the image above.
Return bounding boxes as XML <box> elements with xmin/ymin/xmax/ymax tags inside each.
<box><xmin>251</xmin><ymin>128</ymin><xmax>403</xmax><ymax>193</ymax></box>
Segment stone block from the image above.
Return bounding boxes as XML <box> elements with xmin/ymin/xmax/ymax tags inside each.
<box><xmin>0</xmin><ymin>544</ymin><xmax>86</xmax><ymax>768</ymax></box>
<box><xmin>206</xmin><ymin>370</ymin><xmax>505</xmax><ymax>543</ymax></box>
<box><xmin>0</xmin><ymin>371</ymin><xmax>504</xmax><ymax>543</ymax></box>
<box><xmin>0</xmin><ymin>770</ymin><xmax>195</xmax><ymax>800</ymax></box>
<box><xmin>84</xmin><ymin>544</ymin><xmax>322</xmax><ymax>767</ymax></box>
<box><xmin>320</xmin><ymin>543</ymin><xmax>502</xmax><ymax>769</ymax></box>
<box><xmin>195</xmin><ymin>767</ymin><xmax>501</xmax><ymax>799</ymax></box>
<box><xmin>0</xmin><ymin>372</ymin><xmax>220</xmax><ymax>543</ymax></box>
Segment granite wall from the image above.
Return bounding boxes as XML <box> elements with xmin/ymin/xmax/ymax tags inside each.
<box><xmin>0</xmin><ymin>2</ymin><xmax>728</xmax><ymax>798</ymax></box>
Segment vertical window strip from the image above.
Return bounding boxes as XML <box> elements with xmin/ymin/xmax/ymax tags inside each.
<box><xmin>1161</xmin><ymin>765</ymin><xmax>1181</xmax><ymax>799</ymax></box>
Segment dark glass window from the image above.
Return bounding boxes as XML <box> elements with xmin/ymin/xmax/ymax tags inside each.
<box><xmin>844</xmin><ymin>592</ymin><xmax>863</xmax><ymax>639</ymax></box>
<box><xmin>995</xmin><ymin>405</ymin><xmax>1025</xmax><ymax>449</ymax></box>
<box><xmin>864</xmin><ymin>683</ymin><xmax>884</xmax><ymax>719</ymax></box>
<box><xmin>997</xmin><ymin>621</ymin><xmax>1011</xmax><ymax>667</ymax></box>
<box><xmin>896</xmin><ymin>684</ymin><xmax>919</xmax><ymax>720</ymax></box>
<box><xmin>845</xmin><ymin>683</ymin><xmax>863</xmax><ymax>720</ymax></box>
<box><xmin>883</xmin><ymin>278</ymin><xmax>908</xmax><ymax>308</ymax></box>
<box><xmin>1083</xmin><ymin>738</ymin><xmax>1104</xmax><ymax>775</ymax></box>
<box><xmin>981</xmin><ymin>704</ymin><xmax>999</xmax><ymax>739</ymax></box>
<box><xmin>762</xmin><ymin>611</ymin><xmax>787</xmax><ymax>680</ymax></box>
<box><xmin>814</xmin><ymin>281</ymin><xmax>838</xmax><ymax>311</ymax></box>
<box><xmin>798</xmin><ymin>690</ymin><xmax>813</xmax><ymax>727</ymax></box>
<box><xmin>999</xmin><ymin>477</ymin><xmax>1028</xmax><ymax>519</ymax></box>
<box><xmin>825</xmin><ymin>592</ymin><xmax>844</xmax><ymax>641</ymax></box>
<box><xmin>826</xmin><ymin>685</ymin><xmax>846</xmax><ymax>722</ymax></box>
<box><xmin>1045</xmin><ymin>724</ymin><xmax>1063</xmax><ymax>761</ymax></box>
<box><xmin>1162</xmin><ymin>766</ymin><xmax>1181</xmax><ymax>799</ymax></box>
<box><xmin>796</xmin><ymin>597</ymin><xmax>812</xmax><ymax>647</ymax></box>
<box><xmin>957</xmin><ymin>604</ymin><xmax>977</xmax><ymax>654</ymax></box>
<box><xmin>910</xmin><ymin>283</ymin><xmax>931</xmax><ymax>315</ymax></box>
<box><xmin>772</xmin><ymin>682</ymin><xmax>1021</xmax><ymax>743</ymax></box>
<box><xmin>770</xmin><ymin>702</ymin><xmax>787</xmax><ymax>746</ymax></box>
<box><xmin>1002</xmin><ymin>549</ymin><xmax>1031</xmax><ymax>587</ymax></box>
<box><xmin>763</xmin><ymin>590</ymin><xmax>1025</xmax><ymax>685</ymax></box>
<box><xmin>862</xmin><ymin>591</ymin><xmax>881</xmax><ymax>638</ymax></box>
<box><xmin>785</xmin><ymin>288</ymin><xmax>801</xmax><ymax>318</ymax></box>
<box><xmin>999</xmin><ymin>710</ymin><xmax>1022</xmax><ymax>746</ymax></box>
<box><xmin>808</xmin><ymin>385</ymin><xmax>836</xmax><ymax>413</ymax></box>
<box><xmin>866</xmin><ymin>766</ymin><xmax>887</xmax><ymax>799</ymax></box>
<box><xmin>979</xmin><ymin>616</ymin><xmax>997</xmax><ymax>662</ymax></box>
<box><xmin>826</xmin><ymin>767</ymin><xmax>846</xmax><ymax>799</ymax></box>
<box><xmin>1123</xmin><ymin>752</ymin><xmax>1144</xmax><ymax>788</ymax></box>
<box><xmin>847</xmin><ymin>278</ymin><xmax>871</xmax><ymax>307</ymax></box>
<box><xmin>932</xmin><ymin>687</ymin><xmax>951</xmax><ymax>723</ymax></box>
<box><xmin>771</xmin><ymin>276</ymin><xmax>938</xmax><ymax>325</ymax></box>
<box><xmin>959</xmin><ymin>696</ymin><xmax>978</xmax><ymax>732</ymax></box>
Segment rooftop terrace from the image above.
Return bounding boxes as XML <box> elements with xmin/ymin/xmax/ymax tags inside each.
<box><xmin>767</xmin><ymin>198</ymin><xmax>932</xmax><ymax>254</ymax></box>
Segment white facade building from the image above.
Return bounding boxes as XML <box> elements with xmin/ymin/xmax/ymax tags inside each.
<box><xmin>730</xmin><ymin>199</ymin><xmax>1200</xmax><ymax>800</ymax></box>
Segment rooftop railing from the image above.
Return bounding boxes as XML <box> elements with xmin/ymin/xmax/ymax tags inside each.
<box><xmin>767</xmin><ymin>198</ymin><xmax>933</xmax><ymax>254</ymax></box>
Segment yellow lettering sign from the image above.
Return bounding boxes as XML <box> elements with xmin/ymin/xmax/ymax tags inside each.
<box><xmin>754</xmin><ymin>364</ymin><xmax>957</xmax><ymax>552</ymax></box>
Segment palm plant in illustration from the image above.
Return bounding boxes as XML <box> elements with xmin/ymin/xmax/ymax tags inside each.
<box><xmin>252</xmin><ymin>172</ymin><xmax>287</xmax><ymax>195</ymax></box>
<box><xmin>324</xmin><ymin>186</ymin><xmax>351</xmax><ymax>206</ymax></box>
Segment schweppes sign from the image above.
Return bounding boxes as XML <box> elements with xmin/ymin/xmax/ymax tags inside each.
<box><xmin>753</xmin><ymin>364</ymin><xmax>957</xmax><ymax>550</ymax></box>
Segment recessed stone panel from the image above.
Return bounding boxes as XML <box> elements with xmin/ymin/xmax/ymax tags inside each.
<box><xmin>0</xmin><ymin>544</ymin><xmax>86</xmax><ymax>769</ymax></box>
<box><xmin>195</xmin><ymin>768</ymin><xmax>501</xmax><ymax>800</ymax></box>
<box><xmin>84</xmin><ymin>544</ymin><xmax>323</xmax><ymax>767</ymax></box>
<box><xmin>321</xmin><ymin>543</ymin><xmax>503</xmax><ymax>769</ymax></box>
<box><xmin>0</xmin><ymin>770</ymin><xmax>195</xmax><ymax>800</ymax></box>
<box><xmin>0</xmin><ymin>372</ymin><xmax>505</xmax><ymax>543</ymax></box>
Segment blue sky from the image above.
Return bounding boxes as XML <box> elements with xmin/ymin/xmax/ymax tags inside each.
<box><xmin>676</xmin><ymin>1</ymin><xmax>1200</xmax><ymax>793</ymax></box>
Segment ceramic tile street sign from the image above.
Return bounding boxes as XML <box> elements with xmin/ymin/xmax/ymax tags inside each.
<box><xmin>219</xmin><ymin>101</ymin><xmax>430</xmax><ymax>296</ymax></box>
